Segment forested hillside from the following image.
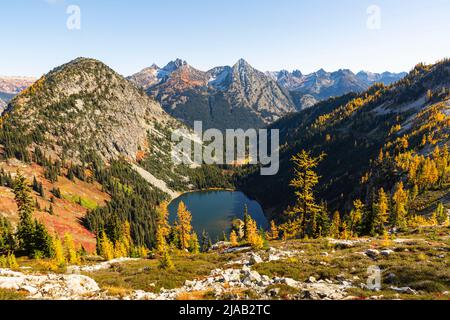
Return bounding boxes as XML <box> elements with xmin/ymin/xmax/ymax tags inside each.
<box><xmin>0</xmin><ymin>58</ymin><xmax>230</xmax><ymax>255</ymax></box>
<box><xmin>238</xmin><ymin>59</ymin><xmax>450</xmax><ymax>223</ymax></box>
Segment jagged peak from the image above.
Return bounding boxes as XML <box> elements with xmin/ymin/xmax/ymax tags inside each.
<box><xmin>163</xmin><ymin>58</ymin><xmax>188</xmax><ymax>72</ymax></box>
<box><xmin>333</xmin><ymin>69</ymin><xmax>355</xmax><ymax>77</ymax></box>
<box><xmin>234</xmin><ymin>58</ymin><xmax>252</xmax><ymax>69</ymax></box>
<box><xmin>292</xmin><ymin>69</ymin><xmax>303</xmax><ymax>78</ymax></box>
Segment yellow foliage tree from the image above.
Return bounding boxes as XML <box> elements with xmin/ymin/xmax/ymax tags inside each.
<box><xmin>348</xmin><ymin>199</ymin><xmax>364</xmax><ymax>237</ymax></box>
<box><xmin>159</xmin><ymin>249</ymin><xmax>174</xmax><ymax>270</ymax></box>
<box><xmin>247</xmin><ymin>218</ymin><xmax>264</xmax><ymax>249</ymax></box>
<box><xmin>121</xmin><ymin>221</ymin><xmax>132</xmax><ymax>256</ymax></box>
<box><xmin>52</xmin><ymin>237</ymin><xmax>66</xmax><ymax>266</ymax></box>
<box><xmin>288</xmin><ymin>150</ymin><xmax>326</xmax><ymax>238</ymax></box>
<box><xmin>114</xmin><ymin>240</ymin><xmax>127</xmax><ymax>258</ymax></box>
<box><xmin>391</xmin><ymin>182</ymin><xmax>408</xmax><ymax>229</ymax></box>
<box><xmin>176</xmin><ymin>202</ymin><xmax>193</xmax><ymax>251</ymax></box>
<box><xmin>279</xmin><ymin>219</ymin><xmax>302</xmax><ymax>240</ymax></box>
<box><xmin>266</xmin><ymin>220</ymin><xmax>279</xmax><ymax>241</ymax></box>
<box><xmin>373</xmin><ymin>188</ymin><xmax>389</xmax><ymax>233</ymax></box>
<box><xmin>64</xmin><ymin>233</ymin><xmax>80</xmax><ymax>265</ymax></box>
<box><xmin>7</xmin><ymin>253</ymin><xmax>19</xmax><ymax>270</ymax></box>
<box><xmin>99</xmin><ymin>231</ymin><xmax>114</xmax><ymax>261</ymax></box>
<box><xmin>230</xmin><ymin>230</ymin><xmax>239</xmax><ymax>247</ymax></box>
<box><xmin>136</xmin><ymin>246</ymin><xmax>149</xmax><ymax>258</ymax></box>
<box><xmin>329</xmin><ymin>211</ymin><xmax>341</xmax><ymax>239</ymax></box>
<box><xmin>156</xmin><ymin>201</ymin><xmax>170</xmax><ymax>253</ymax></box>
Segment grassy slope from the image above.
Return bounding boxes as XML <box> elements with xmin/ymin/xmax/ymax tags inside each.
<box><xmin>2</xmin><ymin>226</ymin><xmax>448</xmax><ymax>300</ymax></box>
<box><xmin>82</xmin><ymin>227</ymin><xmax>449</xmax><ymax>300</ymax></box>
<box><xmin>0</xmin><ymin>159</ymin><xmax>110</xmax><ymax>253</ymax></box>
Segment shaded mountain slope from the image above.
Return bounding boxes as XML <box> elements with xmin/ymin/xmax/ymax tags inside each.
<box><xmin>238</xmin><ymin>59</ymin><xmax>450</xmax><ymax>218</ymax></box>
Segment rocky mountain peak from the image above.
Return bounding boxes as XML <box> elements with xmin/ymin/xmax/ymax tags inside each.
<box><xmin>316</xmin><ymin>68</ymin><xmax>328</xmax><ymax>76</ymax></box>
<box><xmin>163</xmin><ymin>59</ymin><xmax>188</xmax><ymax>73</ymax></box>
<box><xmin>235</xmin><ymin>58</ymin><xmax>251</xmax><ymax>67</ymax></box>
<box><xmin>292</xmin><ymin>70</ymin><xmax>303</xmax><ymax>78</ymax></box>
<box><xmin>4</xmin><ymin>57</ymin><xmax>173</xmax><ymax>162</ymax></box>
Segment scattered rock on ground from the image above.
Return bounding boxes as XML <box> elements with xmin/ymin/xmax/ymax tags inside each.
<box><xmin>249</xmin><ymin>253</ymin><xmax>263</xmax><ymax>265</ymax></box>
<box><xmin>67</xmin><ymin>258</ymin><xmax>139</xmax><ymax>273</ymax></box>
<box><xmin>380</xmin><ymin>249</ymin><xmax>394</xmax><ymax>257</ymax></box>
<box><xmin>390</xmin><ymin>286</ymin><xmax>418</xmax><ymax>295</ymax></box>
<box><xmin>365</xmin><ymin>249</ymin><xmax>380</xmax><ymax>259</ymax></box>
<box><xmin>0</xmin><ymin>268</ymin><xmax>100</xmax><ymax>300</ymax></box>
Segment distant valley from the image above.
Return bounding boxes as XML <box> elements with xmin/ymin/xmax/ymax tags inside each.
<box><xmin>0</xmin><ymin>76</ymin><xmax>36</xmax><ymax>113</ymax></box>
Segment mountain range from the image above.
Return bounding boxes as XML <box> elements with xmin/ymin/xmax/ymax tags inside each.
<box><xmin>129</xmin><ymin>59</ymin><xmax>406</xmax><ymax>130</ymax></box>
<box><xmin>0</xmin><ymin>76</ymin><xmax>36</xmax><ymax>113</ymax></box>
<box><xmin>267</xmin><ymin>69</ymin><xmax>407</xmax><ymax>109</ymax></box>
<box><xmin>0</xmin><ymin>61</ymin><xmax>406</xmax><ymax>131</ymax></box>
<box><xmin>129</xmin><ymin>59</ymin><xmax>295</xmax><ymax>130</ymax></box>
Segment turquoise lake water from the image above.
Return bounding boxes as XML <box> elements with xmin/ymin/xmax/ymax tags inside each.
<box><xmin>168</xmin><ymin>190</ymin><xmax>268</xmax><ymax>241</ymax></box>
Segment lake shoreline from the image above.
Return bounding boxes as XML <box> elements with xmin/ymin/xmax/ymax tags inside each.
<box><xmin>171</xmin><ymin>187</ymin><xmax>237</xmax><ymax>200</ymax></box>
<box><xmin>168</xmin><ymin>190</ymin><xmax>268</xmax><ymax>240</ymax></box>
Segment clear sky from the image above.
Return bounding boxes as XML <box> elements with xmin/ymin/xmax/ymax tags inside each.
<box><xmin>1</xmin><ymin>0</ymin><xmax>449</xmax><ymax>77</ymax></box>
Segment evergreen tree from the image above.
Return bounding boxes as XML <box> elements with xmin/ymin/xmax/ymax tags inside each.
<box><xmin>14</xmin><ymin>172</ymin><xmax>36</xmax><ymax>255</ymax></box>
<box><xmin>0</xmin><ymin>217</ymin><xmax>16</xmax><ymax>254</ymax></box>
<box><xmin>221</xmin><ymin>231</ymin><xmax>228</xmax><ymax>242</ymax></box>
<box><xmin>32</xmin><ymin>221</ymin><xmax>54</xmax><ymax>258</ymax></box>
<box><xmin>32</xmin><ymin>176</ymin><xmax>44</xmax><ymax>197</ymax></box>
<box><xmin>188</xmin><ymin>232</ymin><xmax>200</xmax><ymax>254</ymax></box>
<box><xmin>51</xmin><ymin>187</ymin><xmax>62</xmax><ymax>199</ymax></box>
<box><xmin>14</xmin><ymin>173</ymin><xmax>52</xmax><ymax>257</ymax></box>
<box><xmin>243</xmin><ymin>205</ymin><xmax>251</xmax><ymax>240</ymax></box>
<box><xmin>435</xmin><ymin>202</ymin><xmax>449</xmax><ymax>226</ymax></box>
<box><xmin>200</xmin><ymin>230</ymin><xmax>211</xmax><ymax>253</ymax></box>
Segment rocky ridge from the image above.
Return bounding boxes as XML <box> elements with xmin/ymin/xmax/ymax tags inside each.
<box><xmin>269</xmin><ymin>69</ymin><xmax>407</xmax><ymax>109</ymax></box>
<box><xmin>3</xmin><ymin>58</ymin><xmax>180</xmax><ymax>164</ymax></box>
<box><xmin>130</xmin><ymin>59</ymin><xmax>296</xmax><ymax>130</ymax></box>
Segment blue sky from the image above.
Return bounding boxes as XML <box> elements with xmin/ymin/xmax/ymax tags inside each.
<box><xmin>1</xmin><ymin>0</ymin><xmax>449</xmax><ymax>77</ymax></box>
